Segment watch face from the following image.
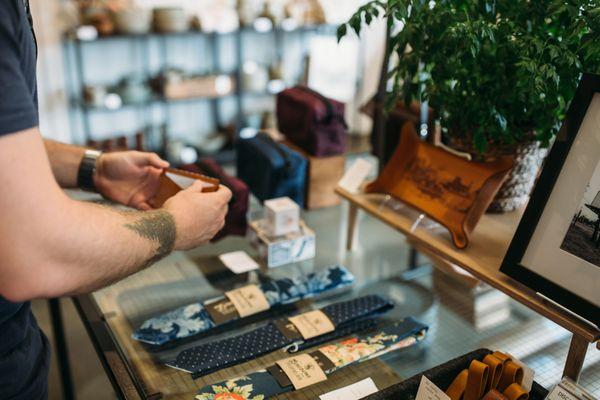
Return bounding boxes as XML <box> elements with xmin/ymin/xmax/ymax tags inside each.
<box><xmin>501</xmin><ymin>74</ymin><xmax>600</xmax><ymax>326</ymax></box>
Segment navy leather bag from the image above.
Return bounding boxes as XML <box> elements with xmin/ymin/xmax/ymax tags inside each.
<box><xmin>236</xmin><ymin>132</ymin><xmax>307</xmax><ymax>207</ymax></box>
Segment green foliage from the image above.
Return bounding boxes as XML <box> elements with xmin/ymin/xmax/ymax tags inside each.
<box><xmin>338</xmin><ymin>0</ymin><xmax>600</xmax><ymax>152</ymax></box>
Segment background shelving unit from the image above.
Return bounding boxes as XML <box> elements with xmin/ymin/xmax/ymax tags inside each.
<box><xmin>62</xmin><ymin>24</ymin><xmax>339</xmax><ymax>162</ymax></box>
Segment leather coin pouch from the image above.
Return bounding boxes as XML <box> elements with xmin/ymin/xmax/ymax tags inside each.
<box><xmin>150</xmin><ymin>168</ymin><xmax>220</xmax><ymax>208</ymax></box>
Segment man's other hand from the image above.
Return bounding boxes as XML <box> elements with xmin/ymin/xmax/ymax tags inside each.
<box><xmin>94</xmin><ymin>151</ymin><xmax>169</xmax><ymax>210</ymax></box>
<box><xmin>163</xmin><ymin>183</ymin><xmax>232</xmax><ymax>250</ymax></box>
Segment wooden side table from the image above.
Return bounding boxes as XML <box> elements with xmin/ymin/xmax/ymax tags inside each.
<box><xmin>336</xmin><ymin>186</ymin><xmax>599</xmax><ymax>381</ymax></box>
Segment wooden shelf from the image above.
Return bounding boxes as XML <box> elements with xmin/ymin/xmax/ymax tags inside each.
<box><xmin>335</xmin><ymin>186</ymin><xmax>599</xmax><ymax>344</ymax></box>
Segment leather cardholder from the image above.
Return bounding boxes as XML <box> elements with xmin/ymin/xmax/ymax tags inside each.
<box><xmin>150</xmin><ymin>168</ymin><xmax>220</xmax><ymax>208</ymax></box>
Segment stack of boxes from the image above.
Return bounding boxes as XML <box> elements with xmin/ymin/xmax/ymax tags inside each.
<box><xmin>248</xmin><ymin>197</ymin><xmax>316</xmax><ymax>268</ymax></box>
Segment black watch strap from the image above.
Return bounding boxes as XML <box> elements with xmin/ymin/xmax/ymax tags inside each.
<box><xmin>77</xmin><ymin>149</ymin><xmax>102</xmax><ymax>192</ymax></box>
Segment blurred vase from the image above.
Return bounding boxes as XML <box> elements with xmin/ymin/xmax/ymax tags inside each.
<box><xmin>153</xmin><ymin>7</ymin><xmax>189</xmax><ymax>33</ymax></box>
<box><xmin>113</xmin><ymin>8</ymin><xmax>152</xmax><ymax>34</ymax></box>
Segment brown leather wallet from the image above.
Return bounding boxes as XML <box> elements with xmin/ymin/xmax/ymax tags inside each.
<box><xmin>150</xmin><ymin>168</ymin><xmax>220</xmax><ymax>208</ymax></box>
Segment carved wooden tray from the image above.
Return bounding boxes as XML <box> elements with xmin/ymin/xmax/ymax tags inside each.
<box><xmin>365</xmin><ymin>123</ymin><xmax>513</xmax><ymax>248</ymax></box>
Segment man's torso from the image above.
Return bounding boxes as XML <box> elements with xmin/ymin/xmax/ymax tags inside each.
<box><xmin>0</xmin><ymin>1</ymin><xmax>49</xmax><ymax>399</ymax></box>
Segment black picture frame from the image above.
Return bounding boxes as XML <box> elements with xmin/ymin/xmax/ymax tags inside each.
<box><xmin>501</xmin><ymin>73</ymin><xmax>600</xmax><ymax>327</ymax></box>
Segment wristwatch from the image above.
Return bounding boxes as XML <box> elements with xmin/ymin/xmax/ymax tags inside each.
<box><xmin>77</xmin><ymin>149</ymin><xmax>102</xmax><ymax>192</ymax></box>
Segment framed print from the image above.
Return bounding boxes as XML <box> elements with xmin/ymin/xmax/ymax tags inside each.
<box><xmin>501</xmin><ymin>73</ymin><xmax>600</xmax><ymax>327</ymax></box>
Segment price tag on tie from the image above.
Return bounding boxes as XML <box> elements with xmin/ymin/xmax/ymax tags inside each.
<box><xmin>415</xmin><ymin>376</ymin><xmax>451</xmax><ymax>400</ymax></box>
<box><xmin>276</xmin><ymin>354</ymin><xmax>328</xmax><ymax>390</ymax></box>
<box><xmin>319</xmin><ymin>378</ymin><xmax>379</xmax><ymax>400</ymax></box>
<box><xmin>224</xmin><ymin>284</ymin><xmax>270</xmax><ymax>318</ymax></box>
<box><xmin>338</xmin><ymin>158</ymin><xmax>373</xmax><ymax>193</ymax></box>
<box><xmin>288</xmin><ymin>310</ymin><xmax>335</xmax><ymax>339</ymax></box>
<box><xmin>219</xmin><ymin>251</ymin><xmax>260</xmax><ymax>274</ymax></box>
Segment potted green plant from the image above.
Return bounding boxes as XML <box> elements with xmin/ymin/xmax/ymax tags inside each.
<box><xmin>338</xmin><ymin>0</ymin><xmax>600</xmax><ymax>212</ymax></box>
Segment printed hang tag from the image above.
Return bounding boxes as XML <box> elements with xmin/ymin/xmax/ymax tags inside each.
<box><xmin>268</xmin><ymin>351</ymin><xmax>336</xmax><ymax>388</ymax></box>
<box><xmin>415</xmin><ymin>376</ymin><xmax>451</xmax><ymax>400</ymax></box>
<box><xmin>288</xmin><ymin>310</ymin><xmax>335</xmax><ymax>340</ymax></box>
<box><xmin>338</xmin><ymin>158</ymin><xmax>373</xmax><ymax>193</ymax></box>
<box><xmin>224</xmin><ymin>284</ymin><xmax>270</xmax><ymax>318</ymax></box>
<box><xmin>204</xmin><ymin>298</ymin><xmax>239</xmax><ymax>325</ymax></box>
<box><xmin>319</xmin><ymin>378</ymin><xmax>379</xmax><ymax>400</ymax></box>
<box><xmin>276</xmin><ymin>353</ymin><xmax>328</xmax><ymax>390</ymax></box>
<box><xmin>219</xmin><ymin>251</ymin><xmax>260</xmax><ymax>274</ymax></box>
<box><xmin>545</xmin><ymin>384</ymin><xmax>581</xmax><ymax>400</ymax></box>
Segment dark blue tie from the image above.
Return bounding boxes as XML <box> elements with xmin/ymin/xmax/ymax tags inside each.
<box><xmin>167</xmin><ymin>295</ymin><xmax>394</xmax><ymax>378</ymax></box>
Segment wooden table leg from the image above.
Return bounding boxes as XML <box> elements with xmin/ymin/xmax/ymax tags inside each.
<box><xmin>346</xmin><ymin>203</ymin><xmax>359</xmax><ymax>251</ymax></box>
<box><xmin>562</xmin><ymin>333</ymin><xmax>589</xmax><ymax>381</ymax></box>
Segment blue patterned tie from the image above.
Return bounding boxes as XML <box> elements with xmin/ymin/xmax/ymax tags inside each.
<box><xmin>167</xmin><ymin>295</ymin><xmax>394</xmax><ymax>377</ymax></box>
<box><xmin>133</xmin><ymin>265</ymin><xmax>355</xmax><ymax>346</ymax></box>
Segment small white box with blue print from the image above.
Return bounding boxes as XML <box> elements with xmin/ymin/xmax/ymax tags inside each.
<box><xmin>264</xmin><ymin>197</ymin><xmax>300</xmax><ymax>236</ymax></box>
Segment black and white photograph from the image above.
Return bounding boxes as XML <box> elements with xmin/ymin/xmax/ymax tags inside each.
<box><xmin>560</xmin><ymin>159</ymin><xmax>600</xmax><ymax>268</ymax></box>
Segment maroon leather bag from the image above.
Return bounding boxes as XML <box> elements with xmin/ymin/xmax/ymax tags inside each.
<box><xmin>181</xmin><ymin>158</ymin><xmax>249</xmax><ymax>241</ymax></box>
<box><xmin>276</xmin><ymin>86</ymin><xmax>347</xmax><ymax>157</ymax></box>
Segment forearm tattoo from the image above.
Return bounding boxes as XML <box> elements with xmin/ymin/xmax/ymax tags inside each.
<box><xmin>124</xmin><ymin>210</ymin><xmax>176</xmax><ymax>267</ymax></box>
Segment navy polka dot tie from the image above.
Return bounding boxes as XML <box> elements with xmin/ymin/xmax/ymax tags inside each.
<box><xmin>167</xmin><ymin>295</ymin><xmax>394</xmax><ymax>378</ymax></box>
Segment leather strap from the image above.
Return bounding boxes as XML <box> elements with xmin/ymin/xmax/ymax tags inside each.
<box><xmin>492</xmin><ymin>351</ymin><xmax>511</xmax><ymax>365</ymax></box>
<box><xmin>497</xmin><ymin>361</ymin><xmax>523</xmax><ymax>392</ymax></box>
<box><xmin>446</xmin><ymin>369</ymin><xmax>468</xmax><ymax>400</ymax></box>
<box><xmin>464</xmin><ymin>360</ymin><xmax>489</xmax><ymax>400</ymax></box>
<box><xmin>482</xmin><ymin>354</ymin><xmax>504</xmax><ymax>391</ymax></box>
<box><xmin>482</xmin><ymin>389</ymin><xmax>509</xmax><ymax>400</ymax></box>
<box><xmin>503</xmin><ymin>383</ymin><xmax>529</xmax><ymax>400</ymax></box>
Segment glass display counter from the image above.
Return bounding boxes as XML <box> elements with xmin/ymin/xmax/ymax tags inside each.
<box><xmin>72</xmin><ymin>197</ymin><xmax>600</xmax><ymax>399</ymax></box>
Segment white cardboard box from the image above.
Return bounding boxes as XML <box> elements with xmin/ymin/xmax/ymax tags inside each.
<box><xmin>248</xmin><ymin>219</ymin><xmax>315</xmax><ymax>268</ymax></box>
<box><xmin>264</xmin><ymin>197</ymin><xmax>300</xmax><ymax>236</ymax></box>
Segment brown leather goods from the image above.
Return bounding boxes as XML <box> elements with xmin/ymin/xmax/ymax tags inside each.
<box><xmin>497</xmin><ymin>361</ymin><xmax>524</xmax><ymax>392</ymax></box>
<box><xmin>482</xmin><ymin>354</ymin><xmax>504</xmax><ymax>391</ymax></box>
<box><xmin>445</xmin><ymin>351</ymin><xmax>530</xmax><ymax>400</ymax></box>
<box><xmin>446</xmin><ymin>369</ymin><xmax>469</xmax><ymax>400</ymax></box>
<box><xmin>150</xmin><ymin>168</ymin><xmax>219</xmax><ymax>208</ymax></box>
<box><xmin>503</xmin><ymin>383</ymin><xmax>529</xmax><ymax>400</ymax></box>
<box><xmin>365</xmin><ymin>123</ymin><xmax>513</xmax><ymax>248</ymax></box>
<box><xmin>464</xmin><ymin>360</ymin><xmax>490</xmax><ymax>400</ymax></box>
<box><xmin>492</xmin><ymin>351</ymin><xmax>512</xmax><ymax>364</ymax></box>
<box><xmin>482</xmin><ymin>390</ymin><xmax>509</xmax><ymax>400</ymax></box>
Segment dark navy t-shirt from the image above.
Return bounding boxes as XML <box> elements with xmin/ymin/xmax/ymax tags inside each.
<box><xmin>0</xmin><ymin>1</ymin><xmax>50</xmax><ymax>399</ymax></box>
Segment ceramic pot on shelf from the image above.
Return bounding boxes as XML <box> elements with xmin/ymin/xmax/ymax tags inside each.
<box><xmin>113</xmin><ymin>8</ymin><xmax>152</xmax><ymax>35</ymax></box>
<box><xmin>153</xmin><ymin>7</ymin><xmax>189</xmax><ymax>33</ymax></box>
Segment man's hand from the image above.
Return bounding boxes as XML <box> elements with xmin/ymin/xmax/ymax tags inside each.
<box><xmin>163</xmin><ymin>182</ymin><xmax>232</xmax><ymax>250</ymax></box>
<box><xmin>94</xmin><ymin>151</ymin><xmax>170</xmax><ymax>210</ymax></box>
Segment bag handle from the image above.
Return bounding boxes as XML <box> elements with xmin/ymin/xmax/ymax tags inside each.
<box><xmin>295</xmin><ymin>86</ymin><xmax>346</xmax><ymax>127</ymax></box>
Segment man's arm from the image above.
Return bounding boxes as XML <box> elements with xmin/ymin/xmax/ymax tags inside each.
<box><xmin>43</xmin><ymin>139</ymin><xmax>84</xmax><ymax>188</ymax></box>
<box><xmin>0</xmin><ymin>128</ymin><xmax>231</xmax><ymax>302</ymax></box>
